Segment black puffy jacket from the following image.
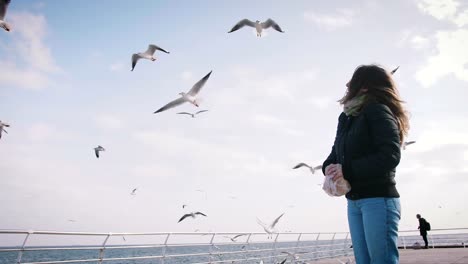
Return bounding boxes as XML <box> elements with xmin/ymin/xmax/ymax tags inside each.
<box><xmin>322</xmin><ymin>102</ymin><xmax>401</xmax><ymax>200</ymax></box>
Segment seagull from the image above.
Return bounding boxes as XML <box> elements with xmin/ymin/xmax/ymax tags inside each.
<box><xmin>0</xmin><ymin>0</ymin><xmax>11</xmax><ymax>32</ymax></box>
<box><xmin>182</xmin><ymin>204</ymin><xmax>188</xmax><ymax>209</ymax></box>
<box><xmin>154</xmin><ymin>71</ymin><xmax>212</xmax><ymax>114</ymax></box>
<box><xmin>224</xmin><ymin>234</ymin><xmax>247</xmax><ymax>242</ymax></box>
<box><xmin>390</xmin><ymin>66</ymin><xmax>399</xmax><ymax>75</ymax></box>
<box><xmin>67</xmin><ymin>219</ymin><xmax>76</xmax><ymax>223</ymax></box>
<box><xmin>131</xmin><ymin>44</ymin><xmax>169</xmax><ymax>71</ymax></box>
<box><xmin>292</xmin><ymin>163</ymin><xmax>323</xmax><ymax>174</ymax></box>
<box><xmin>130</xmin><ymin>188</ymin><xmax>137</xmax><ymax>195</ymax></box>
<box><xmin>0</xmin><ymin>120</ymin><xmax>10</xmax><ymax>140</ymax></box>
<box><xmin>337</xmin><ymin>258</ymin><xmax>354</xmax><ymax>264</ymax></box>
<box><xmin>257</xmin><ymin>213</ymin><xmax>284</xmax><ymax>238</ymax></box>
<box><xmin>94</xmin><ymin>145</ymin><xmax>105</xmax><ymax>158</ymax></box>
<box><xmin>178</xmin><ymin>211</ymin><xmax>207</xmax><ymax>223</ymax></box>
<box><xmin>282</xmin><ymin>251</ymin><xmax>308</xmax><ymax>262</ymax></box>
<box><xmin>402</xmin><ymin>140</ymin><xmax>416</xmax><ymax>150</ymax></box>
<box><xmin>228</xmin><ymin>18</ymin><xmax>284</xmax><ymax>37</ymax></box>
<box><xmin>177</xmin><ymin>110</ymin><xmax>209</xmax><ymax>118</ymax></box>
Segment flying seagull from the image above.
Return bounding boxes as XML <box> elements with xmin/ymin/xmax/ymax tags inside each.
<box><xmin>94</xmin><ymin>145</ymin><xmax>105</xmax><ymax>158</ymax></box>
<box><xmin>228</xmin><ymin>18</ymin><xmax>284</xmax><ymax>37</ymax></box>
<box><xmin>130</xmin><ymin>188</ymin><xmax>137</xmax><ymax>195</ymax></box>
<box><xmin>337</xmin><ymin>258</ymin><xmax>354</xmax><ymax>264</ymax></box>
<box><xmin>154</xmin><ymin>71</ymin><xmax>212</xmax><ymax>114</ymax></box>
<box><xmin>402</xmin><ymin>140</ymin><xmax>416</xmax><ymax>150</ymax></box>
<box><xmin>224</xmin><ymin>234</ymin><xmax>247</xmax><ymax>242</ymax></box>
<box><xmin>131</xmin><ymin>44</ymin><xmax>169</xmax><ymax>71</ymax></box>
<box><xmin>0</xmin><ymin>0</ymin><xmax>11</xmax><ymax>32</ymax></box>
<box><xmin>391</xmin><ymin>66</ymin><xmax>399</xmax><ymax>75</ymax></box>
<box><xmin>257</xmin><ymin>213</ymin><xmax>284</xmax><ymax>238</ymax></box>
<box><xmin>281</xmin><ymin>251</ymin><xmax>308</xmax><ymax>261</ymax></box>
<box><xmin>292</xmin><ymin>163</ymin><xmax>322</xmax><ymax>174</ymax></box>
<box><xmin>182</xmin><ymin>204</ymin><xmax>188</xmax><ymax>209</ymax></box>
<box><xmin>0</xmin><ymin>120</ymin><xmax>10</xmax><ymax>140</ymax></box>
<box><xmin>177</xmin><ymin>110</ymin><xmax>209</xmax><ymax>118</ymax></box>
<box><xmin>178</xmin><ymin>212</ymin><xmax>207</xmax><ymax>223</ymax></box>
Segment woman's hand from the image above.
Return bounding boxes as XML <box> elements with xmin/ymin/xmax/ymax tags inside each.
<box><xmin>325</xmin><ymin>164</ymin><xmax>337</xmax><ymax>176</ymax></box>
<box><xmin>331</xmin><ymin>164</ymin><xmax>343</xmax><ymax>181</ymax></box>
<box><xmin>325</xmin><ymin>163</ymin><xmax>344</xmax><ymax>181</ymax></box>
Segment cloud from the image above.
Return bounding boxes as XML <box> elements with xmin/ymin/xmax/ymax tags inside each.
<box><xmin>416</xmin><ymin>0</ymin><xmax>468</xmax><ymax>27</ymax></box>
<box><xmin>410</xmin><ymin>35</ymin><xmax>431</xmax><ymax>50</ymax></box>
<box><xmin>109</xmin><ymin>62</ymin><xmax>125</xmax><ymax>72</ymax></box>
<box><xmin>181</xmin><ymin>71</ymin><xmax>193</xmax><ymax>81</ymax></box>
<box><xmin>94</xmin><ymin>114</ymin><xmax>123</xmax><ymax>130</ymax></box>
<box><xmin>303</xmin><ymin>9</ymin><xmax>356</xmax><ymax>30</ymax></box>
<box><xmin>0</xmin><ymin>12</ymin><xmax>61</xmax><ymax>90</ymax></box>
<box><xmin>27</xmin><ymin>123</ymin><xmax>57</xmax><ymax>142</ymax></box>
<box><xmin>417</xmin><ymin>0</ymin><xmax>460</xmax><ymax>21</ymax></box>
<box><xmin>416</xmin><ymin>29</ymin><xmax>468</xmax><ymax>87</ymax></box>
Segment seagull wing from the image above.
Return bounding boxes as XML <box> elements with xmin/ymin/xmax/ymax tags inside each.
<box><xmin>178</xmin><ymin>214</ymin><xmax>191</xmax><ymax>223</ymax></box>
<box><xmin>391</xmin><ymin>66</ymin><xmax>400</xmax><ymax>75</ymax></box>
<box><xmin>131</xmin><ymin>54</ymin><xmax>140</xmax><ymax>71</ymax></box>
<box><xmin>279</xmin><ymin>259</ymin><xmax>287</xmax><ymax>264</ymax></box>
<box><xmin>154</xmin><ymin>97</ymin><xmax>187</xmax><ymax>114</ymax></box>
<box><xmin>292</xmin><ymin>163</ymin><xmax>310</xmax><ymax>169</ymax></box>
<box><xmin>94</xmin><ymin>148</ymin><xmax>99</xmax><ymax>158</ymax></box>
<box><xmin>313</xmin><ymin>165</ymin><xmax>323</xmax><ymax>170</ymax></box>
<box><xmin>177</xmin><ymin>112</ymin><xmax>193</xmax><ymax>115</ymax></box>
<box><xmin>187</xmin><ymin>71</ymin><xmax>212</xmax><ymax>96</ymax></box>
<box><xmin>195</xmin><ymin>211</ymin><xmax>207</xmax><ymax>217</ymax></box>
<box><xmin>195</xmin><ymin>110</ymin><xmax>208</xmax><ymax>115</ymax></box>
<box><xmin>270</xmin><ymin>213</ymin><xmax>285</xmax><ymax>229</ymax></box>
<box><xmin>256</xmin><ymin>218</ymin><xmax>268</xmax><ymax>229</ymax></box>
<box><xmin>2</xmin><ymin>128</ymin><xmax>7</xmax><ymax>134</ymax></box>
<box><xmin>232</xmin><ymin>234</ymin><xmax>246</xmax><ymax>239</ymax></box>
<box><xmin>228</xmin><ymin>19</ymin><xmax>256</xmax><ymax>33</ymax></box>
<box><xmin>261</xmin><ymin>19</ymin><xmax>284</xmax><ymax>32</ymax></box>
<box><xmin>144</xmin><ymin>44</ymin><xmax>158</xmax><ymax>55</ymax></box>
<box><xmin>150</xmin><ymin>44</ymin><xmax>170</xmax><ymax>54</ymax></box>
<box><xmin>0</xmin><ymin>0</ymin><xmax>10</xmax><ymax>21</ymax></box>
<box><xmin>405</xmin><ymin>141</ymin><xmax>416</xmax><ymax>145</ymax></box>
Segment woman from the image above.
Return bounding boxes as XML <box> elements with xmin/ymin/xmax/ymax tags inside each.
<box><xmin>322</xmin><ymin>64</ymin><xmax>409</xmax><ymax>264</ymax></box>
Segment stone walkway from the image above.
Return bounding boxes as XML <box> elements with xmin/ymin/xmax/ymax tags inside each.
<box><xmin>310</xmin><ymin>248</ymin><xmax>468</xmax><ymax>263</ymax></box>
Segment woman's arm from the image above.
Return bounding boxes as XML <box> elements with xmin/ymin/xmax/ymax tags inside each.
<box><xmin>347</xmin><ymin>103</ymin><xmax>401</xmax><ymax>179</ymax></box>
<box><xmin>322</xmin><ymin>113</ymin><xmax>346</xmax><ymax>175</ymax></box>
<box><xmin>343</xmin><ymin>103</ymin><xmax>401</xmax><ymax>179</ymax></box>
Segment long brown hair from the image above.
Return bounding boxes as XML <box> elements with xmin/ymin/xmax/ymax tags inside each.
<box><xmin>339</xmin><ymin>64</ymin><xmax>410</xmax><ymax>143</ymax></box>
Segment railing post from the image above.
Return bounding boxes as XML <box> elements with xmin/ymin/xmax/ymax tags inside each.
<box><xmin>243</xmin><ymin>233</ymin><xmax>252</xmax><ymax>262</ymax></box>
<box><xmin>272</xmin><ymin>233</ymin><xmax>280</xmax><ymax>263</ymax></box>
<box><xmin>98</xmin><ymin>233</ymin><xmax>111</xmax><ymax>264</ymax></box>
<box><xmin>161</xmin><ymin>233</ymin><xmax>171</xmax><ymax>264</ymax></box>
<box><xmin>402</xmin><ymin>236</ymin><xmax>406</xmax><ymax>249</ymax></box>
<box><xmin>430</xmin><ymin>234</ymin><xmax>435</xmax><ymax>249</ymax></box>
<box><xmin>313</xmin><ymin>233</ymin><xmax>321</xmax><ymax>260</ymax></box>
<box><xmin>343</xmin><ymin>233</ymin><xmax>349</xmax><ymax>256</ymax></box>
<box><xmin>208</xmin><ymin>233</ymin><xmax>216</xmax><ymax>263</ymax></box>
<box><xmin>294</xmin><ymin>233</ymin><xmax>302</xmax><ymax>254</ymax></box>
<box><xmin>16</xmin><ymin>231</ymin><xmax>32</xmax><ymax>264</ymax></box>
<box><xmin>331</xmin><ymin>233</ymin><xmax>337</xmax><ymax>256</ymax></box>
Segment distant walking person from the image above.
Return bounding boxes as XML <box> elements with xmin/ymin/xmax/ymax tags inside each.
<box><xmin>417</xmin><ymin>214</ymin><xmax>430</xmax><ymax>249</ymax></box>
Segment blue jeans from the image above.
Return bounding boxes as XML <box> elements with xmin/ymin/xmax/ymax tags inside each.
<box><xmin>347</xmin><ymin>198</ymin><xmax>401</xmax><ymax>264</ymax></box>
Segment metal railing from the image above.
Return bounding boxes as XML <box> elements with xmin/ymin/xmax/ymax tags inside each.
<box><xmin>0</xmin><ymin>228</ymin><xmax>467</xmax><ymax>264</ymax></box>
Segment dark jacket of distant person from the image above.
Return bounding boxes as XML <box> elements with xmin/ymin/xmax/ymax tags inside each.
<box><xmin>322</xmin><ymin>100</ymin><xmax>401</xmax><ymax>200</ymax></box>
<box><xmin>418</xmin><ymin>217</ymin><xmax>429</xmax><ymax>235</ymax></box>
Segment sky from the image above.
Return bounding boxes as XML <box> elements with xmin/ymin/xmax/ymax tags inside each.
<box><xmin>1</xmin><ymin>0</ymin><xmax>468</xmax><ymax>245</ymax></box>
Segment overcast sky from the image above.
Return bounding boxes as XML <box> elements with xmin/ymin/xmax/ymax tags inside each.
<box><xmin>1</xmin><ymin>0</ymin><xmax>468</xmax><ymax>243</ymax></box>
